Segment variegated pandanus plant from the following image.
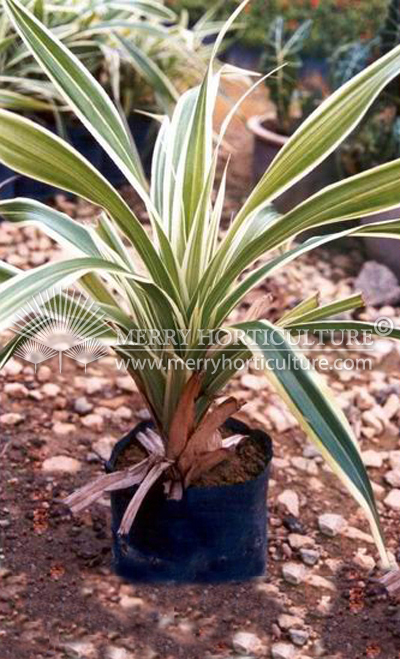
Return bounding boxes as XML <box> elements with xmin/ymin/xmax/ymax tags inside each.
<box><xmin>1</xmin><ymin>0</ymin><xmax>400</xmax><ymax>568</ymax></box>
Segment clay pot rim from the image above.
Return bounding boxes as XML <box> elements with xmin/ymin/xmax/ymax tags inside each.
<box><xmin>247</xmin><ymin>113</ymin><xmax>288</xmax><ymax>147</ymax></box>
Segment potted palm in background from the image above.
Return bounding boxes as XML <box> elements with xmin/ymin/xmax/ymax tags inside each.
<box><xmin>247</xmin><ymin>17</ymin><xmax>335</xmax><ymax>213</ymax></box>
<box><xmin>0</xmin><ymin>0</ymin><xmax>218</xmax><ymax>198</ymax></box>
<box><xmin>331</xmin><ymin>0</ymin><xmax>400</xmax><ymax>278</ymax></box>
<box><xmin>2</xmin><ymin>0</ymin><xmax>400</xmax><ymax>582</ymax></box>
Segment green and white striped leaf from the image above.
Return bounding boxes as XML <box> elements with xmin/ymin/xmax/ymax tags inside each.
<box><xmin>279</xmin><ymin>293</ymin><xmax>365</xmax><ymax>326</ymax></box>
<box><xmin>116</xmin><ymin>35</ymin><xmax>178</xmax><ymax>113</ymax></box>
<box><xmin>235</xmin><ymin>320</ymin><xmax>390</xmax><ymax>568</ymax></box>
<box><xmin>285</xmin><ymin>319</ymin><xmax>400</xmax><ymax>342</ymax></box>
<box><xmin>0</xmin><ymin>259</ymin><xmax>20</xmax><ymax>284</ymax></box>
<box><xmin>234</xmin><ymin>36</ymin><xmax>400</xmax><ymax>229</ymax></box>
<box><xmin>0</xmin><ymin>198</ymin><xmax>100</xmax><ymax>256</ymax></box>
<box><xmin>0</xmin><ymin>89</ymin><xmax>52</xmax><ymax>110</ymax></box>
<box><xmin>3</xmin><ymin>0</ymin><xmax>148</xmax><ymax>195</ymax></box>
<box><xmin>0</xmin><ymin>256</ymin><xmax>133</xmax><ymax>332</ymax></box>
<box><xmin>0</xmin><ymin>110</ymin><xmax>178</xmax><ymax>297</ymax></box>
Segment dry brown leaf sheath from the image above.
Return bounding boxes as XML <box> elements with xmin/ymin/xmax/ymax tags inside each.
<box><xmin>167</xmin><ymin>372</ymin><xmax>203</xmax><ymax>460</ymax></box>
<box><xmin>178</xmin><ymin>396</ymin><xmax>241</xmax><ymax>474</ymax></box>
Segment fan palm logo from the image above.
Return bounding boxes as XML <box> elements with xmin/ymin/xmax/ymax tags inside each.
<box><xmin>11</xmin><ymin>288</ymin><xmax>109</xmax><ymax>372</ymax></box>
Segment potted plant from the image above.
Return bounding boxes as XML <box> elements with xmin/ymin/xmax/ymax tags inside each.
<box><xmin>247</xmin><ymin>17</ymin><xmax>334</xmax><ymax>212</ymax></box>
<box><xmin>332</xmin><ymin>0</ymin><xmax>400</xmax><ymax>277</ymax></box>
<box><xmin>0</xmin><ymin>0</ymin><xmax>217</xmax><ymax>198</ymax></box>
<box><xmin>2</xmin><ymin>0</ymin><xmax>400</xmax><ymax>582</ymax></box>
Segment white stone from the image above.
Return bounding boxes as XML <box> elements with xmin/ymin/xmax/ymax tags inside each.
<box><xmin>4</xmin><ymin>383</ymin><xmax>28</xmax><ymax>398</ymax></box>
<box><xmin>271</xmin><ymin>643</ymin><xmax>296</xmax><ymax>659</ymax></box>
<box><xmin>343</xmin><ymin>526</ymin><xmax>374</xmax><ymax>544</ymax></box>
<box><xmin>282</xmin><ymin>562</ymin><xmax>306</xmax><ymax>585</ymax></box>
<box><xmin>53</xmin><ymin>422</ymin><xmax>75</xmax><ymax>436</ymax></box>
<box><xmin>318</xmin><ymin>513</ymin><xmax>347</xmax><ymax>537</ymax></box>
<box><xmin>240</xmin><ymin>374</ymin><xmax>266</xmax><ymax>391</ymax></box>
<box><xmin>302</xmin><ymin>444</ymin><xmax>321</xmax><ymax>459</ymax></box>
<box><xmin>372</xmin><ymin>481</ymin><xmax>386</xmax><ymax>500</ymax></box>
<box><xmin>93</xmin><ymin>436</ymin><xmax>118</xmax><ymax>461</ymax></box>
<box><xmin>267</xmin><ymin>405</ymin><xmax>297</xmax><ymax>433</ymax></box>
<box><xmin>2</xmin><ymin>359</ymin><xmax>23</xmax><ymax>376</ymax></box>
<box><xmin>81</xmin><ymin>414</ymin><xmax>104</xmax><ymax>431</ymax></box>
<box><xmin>94</xmin><ymin>406</ymin><xmax>113</xmax><ymax>419</ymax></box>
<box><xmin>0</xmin><ymin>412</ymin><xmax>23</xmax><ymax>426</ymax></box>
<box><xmin>278</xmin><ymin>614</ymin><xmax>303</xmax><ymax>630</ymax></box>
<box><xmin>116</xmin><ymin>376</ymin><xmax>137</xmax><ymax>393</ymax></box>
<box><xmin>305</xmin><ymin>575</ymin><xmax>336</xmax><ymax>591</ymax></box>
<box><xmin>74</xmin><ymin>397</ymin><xmax>93</xmax><ymax>414</ymax></box>
<box><xmin>356</xmin><ymin>390</ymin><xmax>375</xmax><ymax>411</ymax></box>
<box><xmin>106</xmin><ymin>648</ymin><xmax>135</xmax><ymax>659</ymax></box>
<box><xmin>290</xmin><ymin>456</ymin><xmax>318</xmax><ymax>475</ymax></box>
<box><xmin>385</xmin><ymin>470</ymin><xmax>400</xmax><ymax>488</ymax></box>
<box><xmin>277</xmin><ymin>490</ymin><xmax>299</xmax><ymax>517</ymax></box>
<box><xmin>119</xmin><ymin>595</ymin><xmax>144</xmax><ymax>609</ymax></box>
<box><xmin>389</xmin><ymin>451</ymin><xmax>400</xmax><ymax>470</ymax></box>
<box><xmin>64</xmin><ymin>641</ymin><xmax>96</xmax><ymax>658</ymax></box>
<box><xmin>288</xmin><ymin>534</ymin><xmax>314</xmax><ymax>550</ymax></box>
<box><xmin>353</xmin><ymin>549</ymin><xmax>375</xmax><ymax>571</ymax></box>
<box><xmin>42</xmin><ymin>455</ymin><xmax>81</xmax><ymax>474</ymax></box>
<box><xmin>361</xmin><ymin>410</ymin><xmax>384</xmax><ymax>435</ymax></box>
<box><xmin>383</xmin><ymin>393</ymin><xmax>400</xmax><ymax>420</ymax></box>
<box><xmin>37</xmin><ymin>365</ymin><xmax>52</xmax><ymax>382</ymax></box>
<box><xmin>114</xmin><ymin>406</ymin><xmax>133</xmax><ymax>421</ymax></box>
<box><xmin>362</xmin><ymin>450</ymin><xmax>384</xmax><ymax>468</ymax></box>
<box><xmin>384</xmin><ymin>489</ymin><xmax>400</xmax><ymax>510</ymax></box>
<box><xmin>75</xmin><ymin>376</ymin><xmax>106</xmax><ymax>394</ymax></box>
<box><xmin>232</xmin><ymin>631</ymin><xmax>264</xmax><ymax>655</ymax></box>
<box><xmin>42</xmin><ymin>383</ymin><xmax>61</xmax><ymax>398</ymax></box>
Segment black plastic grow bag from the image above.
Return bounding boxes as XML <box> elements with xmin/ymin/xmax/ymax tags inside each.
<box><xmin>106</xmin><ymin>417</ymin><xmax>273</xmax><ymax>583</ymax></box>
<box><xmin>0</xmin><ymin>114</ymin><xmax>153</xmax><ymax>200</ymax></box>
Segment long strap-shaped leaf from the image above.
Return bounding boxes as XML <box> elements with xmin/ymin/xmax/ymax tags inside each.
<box><xmin>278</xmin><ymin>294</ymin><xmax>365</xmax><ymax>326</ymax></box>
<box><xmin>0</xmin><ymin>110</ymin><xmax>180</xmax><ymax>300</ymax></box>
<box><xmin>0</xmin><ymin>260</ymin><xmax>19</xmax><ymax>284</ymax></box>
<box><xmin>201</xmin><ymin>206</ymin><xmax>400</xmax><ymax>327</ymax></box>
<box><xmin>235</xmin><ymin>319</ymin><xmax>390</xmax><ymax>567</ymax></box>
<box><xmin>3</xmin><ymin>0</ymin><xmax>148</xmax><ymax>195</ymax></box>
<box><xmin>229</xmin><ymin>35</ymin><xmax>400</xmax><ymax>236</ymax></box>
<box><xmin>285</xmin><ymin>320</ymin><xmax>400</xmax><ymax>342</ymax></box>
<box><xmin>116</xmin><ymin>35</ymin><xmax>178</xmax><ymax>113</ymax></box>
<box><xmin>0</xmin><ymin>256</ymin><xmax>137</xmax><ymax>332</ymax></box>
<box><xmin>0</xmin><ymin>198</ymin><xmax>100</xmax><ymax>256</ymax></box>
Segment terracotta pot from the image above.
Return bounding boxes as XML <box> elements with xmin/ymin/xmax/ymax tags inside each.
<box><xmin>247</xmin><ymin>113</ymin><xmax>336</xmax><ymax>214</ymax></box>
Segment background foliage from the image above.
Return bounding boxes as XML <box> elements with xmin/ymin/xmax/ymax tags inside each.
<box><xmin>167</xmin><ymin>0</ymin><xmax>388</xmax><ymax>55</ymax></box>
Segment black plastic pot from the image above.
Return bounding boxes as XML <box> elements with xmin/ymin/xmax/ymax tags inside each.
<box><xmin>221</xmin><ymin>43</ymin><xmax>262</xmax><ymax>70</ymax></box>
<box><xmin>106</xmin><ymin>417</ymin><xmax>273</xmax><ymax>584</ymax></box>
<box><xmin>0</xmin><ymin>114</ymin><xmax>153</xmax><ymax>201</ymax></box>
<box><xmin>247</xmin><ymin>113</ymin><xmax>336</xmax><ymax>214</ymax></box>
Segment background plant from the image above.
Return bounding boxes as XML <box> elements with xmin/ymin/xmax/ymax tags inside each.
<box><xmin>0</xmin><ymin>0</ymin><xmax>221</xmax><ymax>122</ymax></box>
<box><xmin>331</xmin><ymin>0</ymin><xmax>400</xmax><ymax>175</ymax></box>
<box><xmin>259</xmin><ymin>16</ymin><xmax>317</xmax><ymax>134</ymax></box>
<box><xmin>2</xmin><ymin>0</ymin><xmax>400</xmax><ymax>564</ymax></box>
<box><xmin>167</xmin><ymin>0</ymin><xmax>388</xmax><ymax>55</ymax></box>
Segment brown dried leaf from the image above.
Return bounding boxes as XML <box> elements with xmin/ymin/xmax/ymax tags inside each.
<box><xmin>167</xmin><ymin>372</ymin><xmax>203</xmax><ymax>460</ymax></box>
<box><xmin>178</xmin><ymin>396</ymin><xmax>240</xmax><ymax>474</ymax></box>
